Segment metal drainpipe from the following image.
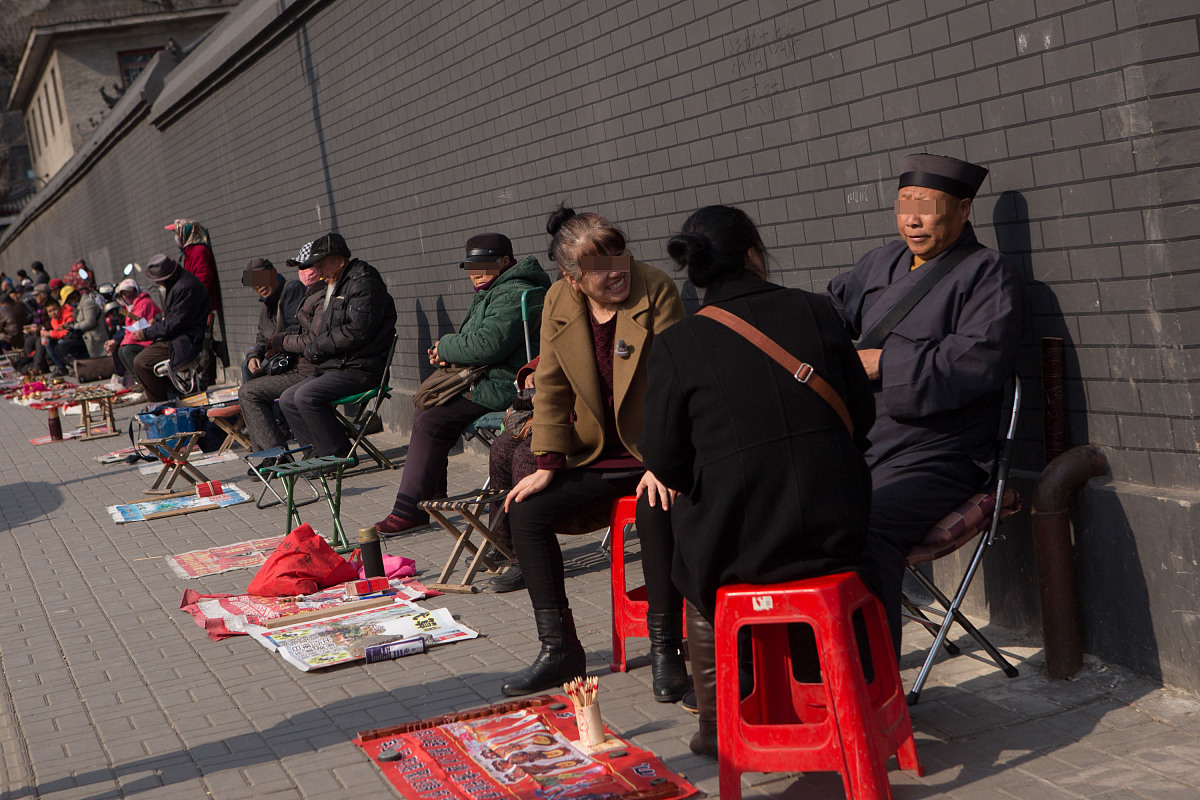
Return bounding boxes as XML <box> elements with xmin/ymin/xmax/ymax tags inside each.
<box><xmin>1031</xmin><ymin>444</ymin><xmax>1107</xmax><ymax>680</ymax></box>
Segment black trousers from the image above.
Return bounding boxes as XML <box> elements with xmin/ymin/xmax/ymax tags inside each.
<box><xmin>508</xmin><ymin>468</ymin><xmax>679</xmax><ymax>615</ymax></box>
<box><xmin>278</xmin><ymin>368</ymin><xmax>378</xmax><ymax>458</ymax></box>
<box><xmin>863</xmin><ymin>456</ymin><xmax>987</xmax><ymax>653</ymax></box>
<box><xmin>388</xmin><ymin>394</ymin><xmax>489</xmax><ymax>523</ymax></box>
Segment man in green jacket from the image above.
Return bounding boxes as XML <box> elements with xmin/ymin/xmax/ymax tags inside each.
<box><xmin>377</xmin><ymin>233</ymin><xmax>551</xmax><ymax>535</ymax></box>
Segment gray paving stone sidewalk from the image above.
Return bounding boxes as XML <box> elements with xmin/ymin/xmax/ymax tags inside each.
<box><xmin>1</xmin><ymin>388</ymin><xmax>1198</xmax><ymax>799</ymax></box>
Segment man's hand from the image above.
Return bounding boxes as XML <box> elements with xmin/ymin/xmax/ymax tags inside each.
<box><xmin>104</xmin><ymin>340</ymin><xmax>117</xmax><ymax>355</ymax></box>
<box><xmin>247</xmin><ymin>357</ymin><xmax>261</xmax><ymax>375</ymax></box>
<box><xmin>858</xmin><ymin>348</ymin><xmax>882</xmax><ymax>380</ymax></box>
<box><xmin>132</xmin><ymin>329</ymin><xmax>146</xmax><ymax>342</ymax></box>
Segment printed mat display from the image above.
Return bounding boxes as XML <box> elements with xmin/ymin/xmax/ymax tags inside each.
<box><xmin>165</xmin><ymin>535</ymin><xmax>286</xmax><ymax>578</ymax></box>
<box><xmin>249</xmin><ymin>603</ymin><xmax>478</xmax><ymax>672</ymax></box>
<box><xmin>355</xmin><ymin>696</ymin><xmax>698</xmax><ymax>800</ymax></box>
<box><xmin>180</xmin><ymin>579</ymin><xmax>441</xmax><ymax>639</ymax></box>
<box><xmin>107</xmin><ymin>484</ymin><xmax>252</xmax><ymax>524</ymax></box>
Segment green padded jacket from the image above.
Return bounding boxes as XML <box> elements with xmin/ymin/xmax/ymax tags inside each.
<box><xmin>435</xmin><ymin>255</ymin><xmax>551</xmax><ymax>411</ymax></box>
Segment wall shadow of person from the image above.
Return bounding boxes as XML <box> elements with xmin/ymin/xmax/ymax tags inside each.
<box><xmin>0</xmin><ymin>480</ymin><xmax>64</xmax><ymax>528</ymax></box>
<box><xmin>933</xmin><ymin>190</ymin><xmax>1161</xmax><ymax>682</ymax></box>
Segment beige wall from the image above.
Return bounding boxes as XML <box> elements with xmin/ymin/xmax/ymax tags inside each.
<box><xmin>26</xmin><ymin>18</ymin><xmax>219</xmax><ymax>183</ymax></box>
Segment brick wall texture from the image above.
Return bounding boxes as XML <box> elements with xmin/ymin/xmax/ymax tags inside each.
<box><xmin>2</xmin><ymin>0</ymin><xmax>1198</xmax><ymax>491</ymax></box>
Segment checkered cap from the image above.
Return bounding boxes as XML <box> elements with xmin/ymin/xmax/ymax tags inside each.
<box><xmin>287</xmin><ymin>232</ymin><xmax>350</xmax><ymax>267</ymax></box>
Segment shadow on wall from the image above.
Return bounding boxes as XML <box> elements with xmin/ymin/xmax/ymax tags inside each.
<box><xmin>296</xmin><ymin>24</ymin><xmax>338</xmax><ymax>232</ymax></box>
<box><xmin>0</xmin><ymin>481</ymin><xmax>65</xmax><ymax>528</ymax></box>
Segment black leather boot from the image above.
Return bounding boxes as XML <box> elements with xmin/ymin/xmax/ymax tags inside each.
<box><xmin>686</xmin><ymin>603</ymin><xmax>718</xmax><ymax>759</ymax></box>
<box><xmin>647</xmin><ymin>611</ymin><xmax>689</xmax><ymax>702</ymax></box>
<box><xmin>501</xmin><ymin>608</ymin><xmax>587</xmax><ymax>696</ymax></box>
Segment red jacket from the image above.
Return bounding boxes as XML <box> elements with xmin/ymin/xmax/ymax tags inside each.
<box><xmin>182</xmin><ymin>244</ymin><xmax>219</xmax><ymax>310</ymax></box>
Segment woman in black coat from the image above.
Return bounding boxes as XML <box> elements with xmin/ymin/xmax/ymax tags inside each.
<box><xmin>640</xmin><ymin>205</ymin><xmax>877</xmax><ymax>759</ymax></box>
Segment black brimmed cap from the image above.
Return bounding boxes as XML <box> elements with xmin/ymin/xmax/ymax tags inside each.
<box><xmin>460</xmin><ymin>233</ymin><xmax>513</xmax><ymax>268</ymax></box>
<box><xmin>287</xmin><ymin>232</ymin><xmax>351</xmax><ymax>267</ymax></box>
<box><xmin>898</xmin><ymin>153</ymin><xmax>988</xmax><ymax>199</ymax></box>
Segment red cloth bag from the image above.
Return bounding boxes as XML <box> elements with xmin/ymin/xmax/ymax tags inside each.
<box><xmin>246</xmin><ymin>523</ymin><xmax>359</xmax><ymax>597</ymax></box>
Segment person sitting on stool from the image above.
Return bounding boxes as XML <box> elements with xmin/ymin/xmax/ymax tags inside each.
<box><xmin>131</xmin><ymin>254</ymin><xmax>211</xmax><ymax>403</ymax></box>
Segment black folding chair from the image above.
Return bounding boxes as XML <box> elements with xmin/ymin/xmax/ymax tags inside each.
<box><xmin>902</xmin><ymin>376</ymin><xmax>1023</xmax><ymax>704</ymax></box>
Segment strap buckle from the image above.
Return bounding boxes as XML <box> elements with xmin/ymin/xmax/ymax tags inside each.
<box><xmin>794</xmin><ymin>363</ymin><xmax>813</xmax><ymax>383</ymax></box>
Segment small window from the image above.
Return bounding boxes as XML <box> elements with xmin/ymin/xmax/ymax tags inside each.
<box><xmin>117</xmin><ymin>48</ymin><xmax>162</xmax><ymax>88</ymax></box>
<box><xmin>26</xmin><ymin>113</ymin><xmax>39</xmax><ymax>159</ymax></box>
<box><xmin>50</xmin><ymin>67</ymin><xmax>64</xmax><ymax>124</ymax></box>
<box><xmin>43</xmin><ymin>84</ymin><xmax>54</xmax><ymax>135</ymax></box>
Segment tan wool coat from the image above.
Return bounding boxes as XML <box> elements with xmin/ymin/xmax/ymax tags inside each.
<box><xmin>531</xmin><ymin>259</ymin><xmax>684</xmax><ymax>468</ymax></box>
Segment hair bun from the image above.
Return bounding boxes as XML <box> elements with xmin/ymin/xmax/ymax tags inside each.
<box><xmin>667</xmin><ymin>232</ymin><xmax>713</xmax><ymax>270</ymax></box>
<box><xmin>546</xmin><ymin>204</ymin><xmax>576</xmax><ymax>237</ymax></box>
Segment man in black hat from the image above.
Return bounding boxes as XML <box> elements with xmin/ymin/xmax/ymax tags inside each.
<box><xmin>131</xmin><ymin>254</ymin><xmax>211</xmax><ymax>402</ymax></box>
<box><xmin>240</xmin><ymin>258</ymin><xmax>304</xmax><ymax>383</ymax></box>
<box><xmin>827</xmin><ymin>153</ymin><xmax>1026</xmax><ymax>651</ymax></box>
<box><xmin>278</xmin><ymin>233</ymin><xmax>397</xmax><ymax>458</ymax></box>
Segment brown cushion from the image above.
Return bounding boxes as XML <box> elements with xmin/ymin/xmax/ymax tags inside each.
<box><xmin>906</xmin><ymin>487</ymin><xmax>1022</xmax><ymax>566</ymax></box>
<box><xmin>206</xmin><ymin>403</ymin><xmax>241</xmax><ymax>418</ymax></box>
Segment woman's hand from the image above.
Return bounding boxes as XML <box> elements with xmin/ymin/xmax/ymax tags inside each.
<box><xmin>505</xmin><ymin>469</ymin><xmax>556</xmax><ymax>511</ymax></box>
<box><xmin>104</xmin><ymin>340</ymin><xmax>117</xmax><ymax>355</ymax></box>
<box><xmin>637</xmin><ymin>470</ymin><xmax>677</xmax><ymax>510</ymax></box>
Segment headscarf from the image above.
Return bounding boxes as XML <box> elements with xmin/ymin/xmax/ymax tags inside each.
<box><xmin>115</xmin><ymin>278</ymin><xmax>141</xmax><ymax>304</ymax></box>
<box><xmin>171</xmin><ymin>219</ymin><xmax>211</xmax><ymax>249</ymax></box>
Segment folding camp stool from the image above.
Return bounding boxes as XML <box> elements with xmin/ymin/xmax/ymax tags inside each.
<box><xmin>262</xmin><ymin>456</ymin><xmax>355</xmax><ymax>553</ymax></box>
<box><xmin>75</xmin><ymin>389</ymin><xmax>118</xmax><ymax>440</ymax></box>
<box><xmin>206</xmin><ymin>403</ymin><xmax>252</xmax><ymax>455</ymax></box>
<box><xmin>243</xmin><ymin>444</ymin><xmax>320</xmax><ymax>509</ymax></box>
<box><xmin>139</xmin><ymin>430</ymin><xmax>208</xmax><ymax>495</ymax></box>
<box><xmin>419</xmin><ymin>488</ymin><xmax>513</xmax><ymax>591</ymax></box>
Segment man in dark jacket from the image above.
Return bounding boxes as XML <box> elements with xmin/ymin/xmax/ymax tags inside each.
<box><xmin>827</xmin><ymin>153</ymin><xmax>1025</xmax><ymax>651</ymax></box>
<box><xmin>132</xmin><ymin>254</ymin><xmax>212</xmax><ymax>402</ymax></box>
<box><xmin>240</xmin><ymin>257</ymin><xmax>304</xmax><ymax>383</ymax></box>
<box><xmin>279</xmin><ymin>233</ymin><xmax>397</xmax><ymax>458</ymax></box>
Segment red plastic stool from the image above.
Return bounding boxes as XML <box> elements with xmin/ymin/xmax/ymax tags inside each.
<box><xmin>715</xmin><ymin>573</ymin><xmax>923</xmax><ymax>800</ymax></box>
<box><xmin>608</xmin><ymin>496</ymin><xmax>685</xmax><ymax>672</ymax></box>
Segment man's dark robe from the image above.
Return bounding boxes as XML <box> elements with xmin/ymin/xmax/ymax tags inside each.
<box><xmin>827</xmin><ymin>223</ymin><xmax>1025</xmax><ymax>646</ymax></box>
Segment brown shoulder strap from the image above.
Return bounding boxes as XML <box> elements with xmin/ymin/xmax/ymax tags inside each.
<box><xmin>696</xmin><ymin>305</ymin><xmax>854</xmax><ymax>436</ymax></box>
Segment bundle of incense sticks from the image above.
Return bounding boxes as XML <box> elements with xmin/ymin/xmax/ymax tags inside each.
<box><xmin>564</xmin><ymin>676</ymin><xmax>604</xmax><ymax>747</ymax></box>
<box><xmin>563</xmin><ymin>676</ymin><xmax>598</xmax><ymax>707</ymax></box>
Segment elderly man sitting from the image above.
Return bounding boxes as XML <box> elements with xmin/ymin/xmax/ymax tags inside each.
<box><xmin>278</xmin><ymin>233</ymin><xmax>397</xmax><ymax>459</ymax></box>
<box><xmin>131</xmin><ymin>254</ymin><xmax>211</xmax><ymax>403</ymax></box>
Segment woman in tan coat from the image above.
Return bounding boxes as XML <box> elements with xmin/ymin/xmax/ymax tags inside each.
<box><xmin>501</xmin><ymin>207</ymin><xmax>686</xmax><ymax>699</ymax></box>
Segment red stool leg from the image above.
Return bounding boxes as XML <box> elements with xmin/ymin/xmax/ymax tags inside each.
<box><xmin>609</xmin><ymin>496</ymin><xmax>640</xmax><ymax>672</ymax></box>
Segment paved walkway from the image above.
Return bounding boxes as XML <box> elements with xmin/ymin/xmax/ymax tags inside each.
<box><xmin>0</xmin><ymin>387</ymin><xmax>1198</xmax><ymax>799</ymax></box>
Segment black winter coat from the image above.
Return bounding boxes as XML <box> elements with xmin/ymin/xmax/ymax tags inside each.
<box><xmin>640</xmin><ymin>272</ymin><xmax>877</xmax><ymax>622</ymax></box>
<box><xmin>247</xmin><ymin>276</ymin><xmax>304</xmax><ymax>361</ymax></box>
<box><xmin>304</xmin><ymin>259</ymin><xmax>397</xmax><ymax>376</ymax></box>
<box><xmin>143</xmin><ymin>269</ymin><xmax>211</xmax><ymax>368</ymax></box>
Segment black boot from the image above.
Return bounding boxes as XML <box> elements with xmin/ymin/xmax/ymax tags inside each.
<box><xmin>647</xmin><ymin>611</ymin><xmax>689</xmax><ymax>702</ymax></box>
<box><xmin>501</xmin><ymin>608</ymin><xmax>587</xmax><ymax>697</ymax></box>
<box><xmin>686</xmin><ymin>603</ymin><xmax>718</xmax><ymax>759</ymax></box>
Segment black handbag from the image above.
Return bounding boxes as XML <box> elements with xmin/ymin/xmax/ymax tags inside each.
<box><xmin>260</xmin><ymin>352</ymin><xmax>296</xmax><ymax>375</ymax></box>
<box><xmin>413</xmin><ymin>364</ymin><xmax>487</xmax><ymax>410</ymax></box>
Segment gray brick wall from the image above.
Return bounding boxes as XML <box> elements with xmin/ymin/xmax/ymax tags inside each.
<box><xmin>1</xmin><ymin>0</ymin><xmax>1197</xmax><ymax>493</ymax></box>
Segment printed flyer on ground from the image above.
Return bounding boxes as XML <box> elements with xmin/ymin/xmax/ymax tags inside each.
<box><xmin>249</xmin><ymin>604</ymin><xmax>478</xmax><ymax>671</ymax></box>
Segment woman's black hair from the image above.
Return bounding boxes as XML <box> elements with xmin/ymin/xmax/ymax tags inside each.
<box><xmin>545</xmin><ymin>204</ymin><xmax>576</xmax><ymax>261</ymax></box>
<box><xmin>666</xmin><ymin>205</ymin><xmax>767</xmax><ymax>288</ymax></box>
